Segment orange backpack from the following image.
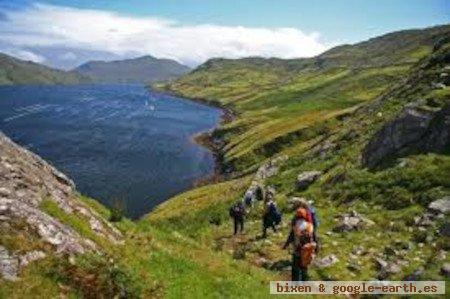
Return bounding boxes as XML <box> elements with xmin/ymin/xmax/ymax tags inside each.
<box><xmin>293</xmin><ymin>218</ymin><xmax>316</xmax><ymax>267</ymax></box>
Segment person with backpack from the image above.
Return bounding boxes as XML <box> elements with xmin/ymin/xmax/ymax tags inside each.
<box><xmin>262</xmin><ymin>197</ymin><xmax>282</xmax><ymax>238</ymax></box>
<box><xmin>255</xmin><ymin>185</ymin><xmax>264</xmax><ymax>202</ymax></box>
<box><xmin>296</xmin><ymin>199</ymin><xmax>319</xmax><ymax>246</ymax></box>
<box><xmin>229</xmin><ymin>201</ymin><xmax>246</xmax><ymax>235</ymax></box>
<box><xmin>282</xmin><ymin>207</ymin><xmax>317</xmax><ymax>281</ymax></box>
<box><xmin>244</xmin><ymin>190</ymin><xmax>253</xmax><ymax>207</ymax></box>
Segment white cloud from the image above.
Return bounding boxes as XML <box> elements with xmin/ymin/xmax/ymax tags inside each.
<box><xmin>2</xmin><ymin>48</ymin><xmax>46</xmax><ymax>63</ymax></box>
<box><xmin>0</xmin><ymin>3</ymin><xmax>330</xmax><ymax>66</ymax></box>
<box><xmin>59</xmin><ymin>51</ymin><xmax>77</xmax><ymax>60</ymax></box>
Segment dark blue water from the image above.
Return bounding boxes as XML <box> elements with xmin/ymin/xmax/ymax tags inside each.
<box><xmin>0</xmin><ymin>84</ymin><xmax>221</xmax><ymax>219</ymax></box>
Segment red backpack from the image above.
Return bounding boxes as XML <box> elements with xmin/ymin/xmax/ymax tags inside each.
<box><xmin>293</xmin><ymin>209</ymin><xmax>316</xmax><ymax>267</ymax></box>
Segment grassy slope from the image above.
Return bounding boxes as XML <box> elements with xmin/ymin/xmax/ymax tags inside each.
<box><xmin>148</xmin><ymin>24</ymin><xmax>450</xmax><ymax>289</ymax></box>
<box><xmin>159</xmin><ymin>25</ymin><xmax>450</xmax><ymax>173</ymax></box>
<box><xmin>0</xmin><ymin>191</ymin><xmax>277</xmax><ymax>299</ymax></box>
<box><xmin>0</xmin><ymin>53</ymin><xmax>90</xmax><ymax>85</ymax></box>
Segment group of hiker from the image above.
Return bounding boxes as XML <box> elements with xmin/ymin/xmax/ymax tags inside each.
<box><xmin>229</xmin><ymin>186</ymin><xmax>318</xmax><ymax>281</ymax></box>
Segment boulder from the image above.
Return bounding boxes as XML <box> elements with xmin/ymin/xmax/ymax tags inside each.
<box><xmin>19</xmin><ymin>251</ymin><xmax>46</xmax><ymax>267</ymax></box>
<box><xmin>314</xmin><ymin>254</ymin><xmax>339</xmax><ymax>268</ymax></box>
<box><xmin>0</xmin><ymin>246</ymin><xmax>18</xmax><ymax>281</ymax></box>
<box><xmin>375</xmin><ymin>258</ymin><xmax>401</xmax><ymax>279</ymax></box>
<box><xmin>362</xmin><ymin>103</ymin><xmax>450</xmax><ymax>168</ymax></box>
<box><xmin>428</xmin><ymin>197</ymin><xmax>450</xmax><ymax>214</ymax></box>
<box><xmin>440</xmin><ymin>263</ymin><xmax>450</xmax><ymax>278</ymax></box>
<box><xmin>333</xmin><ymin>210</ymin><xmax>374</xmax><ymax>232</ymax></box>
<box><xmin>296</xmin><ymin>171</ymin><xmax>322</xmax><ymax>190</ymax></box>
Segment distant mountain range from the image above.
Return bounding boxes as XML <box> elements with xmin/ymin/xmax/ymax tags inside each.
<box><xmin>0</xmin><ymin>53</ymin><xmax>90</xmax><ymax>85</ymax></box>
<box><xmin>74</xmin><ymin>55</ymin><xmax>191</xmax><ymax>84</ymax></box>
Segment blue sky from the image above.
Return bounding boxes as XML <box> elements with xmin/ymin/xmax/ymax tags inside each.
<box><xmin>0</xmin><ymin>0</ymin><xmax>448</xmax><ymax>68</ymax></box>
<box><xmin>8</xmin><ymin>0</ymin><xmax>449</xmax><ymax>43</ymax></box>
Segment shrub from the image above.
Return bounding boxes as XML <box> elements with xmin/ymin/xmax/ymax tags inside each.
<box><xmin>48</xmin><ymin>254</ymin><xmax>140</xmax><ymax>298</ymax></box>
<box><xmin>109</xmin><ymin>199</ymin><xmax>125</xmax><ymax>222</ymax></box>
<box><xmin>382</xmin><ymin>186</ymin><xmax>413</xmax><ymax>210</ymax></box>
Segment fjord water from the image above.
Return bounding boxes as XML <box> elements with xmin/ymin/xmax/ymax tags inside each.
<box><xmin>0</xmin><ymin>84</ymin><xmax>221</xmax><ymax>219</ymax></box>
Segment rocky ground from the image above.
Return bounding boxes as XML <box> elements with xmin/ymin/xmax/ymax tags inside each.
<box><xmin>0</xmin><ymin>132</ymin><xmax>122</xmax><ymax>281</ymax></box>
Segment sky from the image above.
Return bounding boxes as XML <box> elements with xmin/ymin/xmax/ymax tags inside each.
<box><xmin>0</xmin><ymin>0</ymin><xmax>448</xmax><ymax>69</ymax></box>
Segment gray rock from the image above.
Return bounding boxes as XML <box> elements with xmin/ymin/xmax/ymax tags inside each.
<box><xmin>362</xmin><ymin>103</ymin><xmax>450</xmax><ymax>168</ymax></box>
<box><xmin>376</xmin><ymin>258</ymin><xmax>401</xmax><ymax>279</ymax></box>
<box><xmin>437</xmin><ymin>250</ymin><xmax>447</xmax><ymax>261</ymax></box>
<box><xmin>0</xmin><ymin>131</ymin><xmax>123</xmax><ymax>255</ymax></box>
<box><xmin>352</xmin><ymin>246</ymin><xmax>365</xmax><ymax>255</ymax></box>
<box><xmin>432</xmin><ymin>82</ymin><xmax>447</xmax><ymax>89</ymax></box>
<box><xmin>297</xmin><ymin>171</ymin><xmax>322</xmax><ymax>190</ymax></box>
<box><xmin>19</xmin><ymin>251</ymin><xmax>46</xmax><ymax>267</ymax></box>
<box><xmin>428</xmin><ymin>197</ymin><xmax>450</xmax><ymax>214</ymax></box>
<box><xmin>310</xmin><ymin>140</ymin><xmax>335</xmax><ymax>158</ymax></box>
<box><xmin>374</xmin><ymin>258</ymin><xmax>388</xmax><ymax>270</ymax></box>
<box><xmin>333</xmin><ymin>211</ymin><xmax>374</xmax><ymax>232</ymax></box>
<box><xmin>0</xmin><ymin>246</ymin><xmax>18</xmax><ymax>281</ymax></box>
<box><xmin>314</xmin><ymin>254</ymin><xmax>339</xmax><ymax>268</ymax></box>
<box><xmin>244</xmin><ymin>155</ymin><xmax>287</xmax><ymax>202</ymax></box>
<box><xmin>440</xmin><ymin>263</ymin><xmax>450</xmax><ymax>277</ymax></box>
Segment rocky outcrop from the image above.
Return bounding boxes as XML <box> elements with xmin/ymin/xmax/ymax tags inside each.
<box><xmin>0</xmin><ymin>245</ymin><xmax>47</xmax><ymax>281</ymax></box>
<box><xmin>313</xmin><ymin>254</ymin><xmax>339</xmax><ymax>268</ymax></box>
<box><xmin>362</xmin><ymin>103</ymin><xmax>450</xmax><ymax>168</ymax></box>
<box><xmin>0</xmin><ymin>246</ymin><xmax>19</xmax><ymax>281</ymax></box>
<box><xmin>0</xmin><ymin>132</ymin><xmax>122</xmax><ymax>270</ymax></box>
<box><xmin>428</xmin><ymin>197</ymin><xmax>450</xmax><ymax>214</ymax></box>
<box><xmin>296</xmin><ymin>171</ymin><xmax>322</xmax><ymax>190</ymax></box>
<box><xmin>244</xmin><ymin>155</ymin><xmax>287</xmax><ymax>202</ymax></box>
<box><xmin>333</xmin><ymin>210</ymin><xmax>374</xmax><ymax>232</ymax></box>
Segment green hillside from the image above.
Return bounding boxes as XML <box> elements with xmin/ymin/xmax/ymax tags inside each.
<box><xmin>0</xmin><ymin>53</ymin><xmax>90</xmax><ymax>85</ymax></box>
<box><xmin>149</xmin><ymin>23</ymin><xmax>450</xmax><ymax>288</ymax></box>
<box><xmin>74</xmin><ymin>55</ymin><xmax>191</xmax><ymax>84</ymax></box>
<box><xmin>157</xmin><ymin>24</ymin><xmax>450</xmax><ymax>173</ymax></box>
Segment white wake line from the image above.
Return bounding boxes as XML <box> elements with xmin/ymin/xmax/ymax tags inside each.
<box><xmin>4</xmin><ymin>104</ymin><xmax>55</xmax><ymax>122</ymax></box>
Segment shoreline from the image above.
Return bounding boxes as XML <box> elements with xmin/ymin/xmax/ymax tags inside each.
<box><xmin>150</xmin><ymin>87</ymin><xmax>236</xmax><ymax>185</ymax></box>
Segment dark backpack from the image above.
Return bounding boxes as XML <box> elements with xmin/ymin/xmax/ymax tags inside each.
<box><xmin>229</xmin><ymin>206</ymin><xmax>236</xmax><ymax>218</ymax></box>
<box><xmin>229</xmin><ymin>203</ymin><xmax>243</xmax><ymax>218</ymax></box>
<box><xmin>267</xmin><ymin>202</ymin><xmax>282</xmax><ymax>225</ymax></box>
<box><xmin>244</xmin><ymin>194</ymin><xmax>253</xmax><ymax>206</ymax></box>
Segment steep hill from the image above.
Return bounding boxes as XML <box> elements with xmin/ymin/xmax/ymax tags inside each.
<box><xmin>158</xmin><ymin>24</ymin><xmax>450</xmax><ymax>173</ymax></box>
<box><xmin>0</xmin><ymin>53</ymin><xmax>90</xmax><ymax>85</ymax></box>
<box><xmin>74</xmin><ymin>55</ymin><xmax>191</xmax><ymax>84</ymax></box>
<box><xmin>150</xmin><ymin>24</ymin><xmax>450</xmax><ymax>285</ymax></box>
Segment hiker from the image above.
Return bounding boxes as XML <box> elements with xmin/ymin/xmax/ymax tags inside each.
<box><xmin>229</xmin><ymin>201</ymin><xmax>246</xmax><ymax>235</ymax></box>
<box><xmin>282</xmin><ymin>208</ymin><xmax>317</xmax><ymax>281</ymax></box>
<box><xmin>244</xmin><ymin>190</ymin><xmax>253</xmax><ymax>207</ymax></box>
<box><xmin>294</xmin><ymin>199</ymin><xmax>319</xmax><ymax>244</ymax></box>
<box><xmin>255</xmin><ymin>185</ymin><xmax>264</xmax><ymax>202</ymax></box>
<box><xmin>262</xmin><ymin>197</ymin><xmax>282</xmax><ymax>238</ymax></box>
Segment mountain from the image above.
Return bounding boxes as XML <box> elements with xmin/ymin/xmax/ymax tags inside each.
<box><xmin>1</xmin><ymin>25</ymin><xmax>450</xmax><ymax>297</ymax></box>
<box><xmin>74</xmin><ymin>55</ymin><xmax>191</xmax><ymax>84</ymax></box>
<box><xmin>0</xmin><ymin>53</ymin><xmax>90</xmax><ymax>85</ymax></box>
